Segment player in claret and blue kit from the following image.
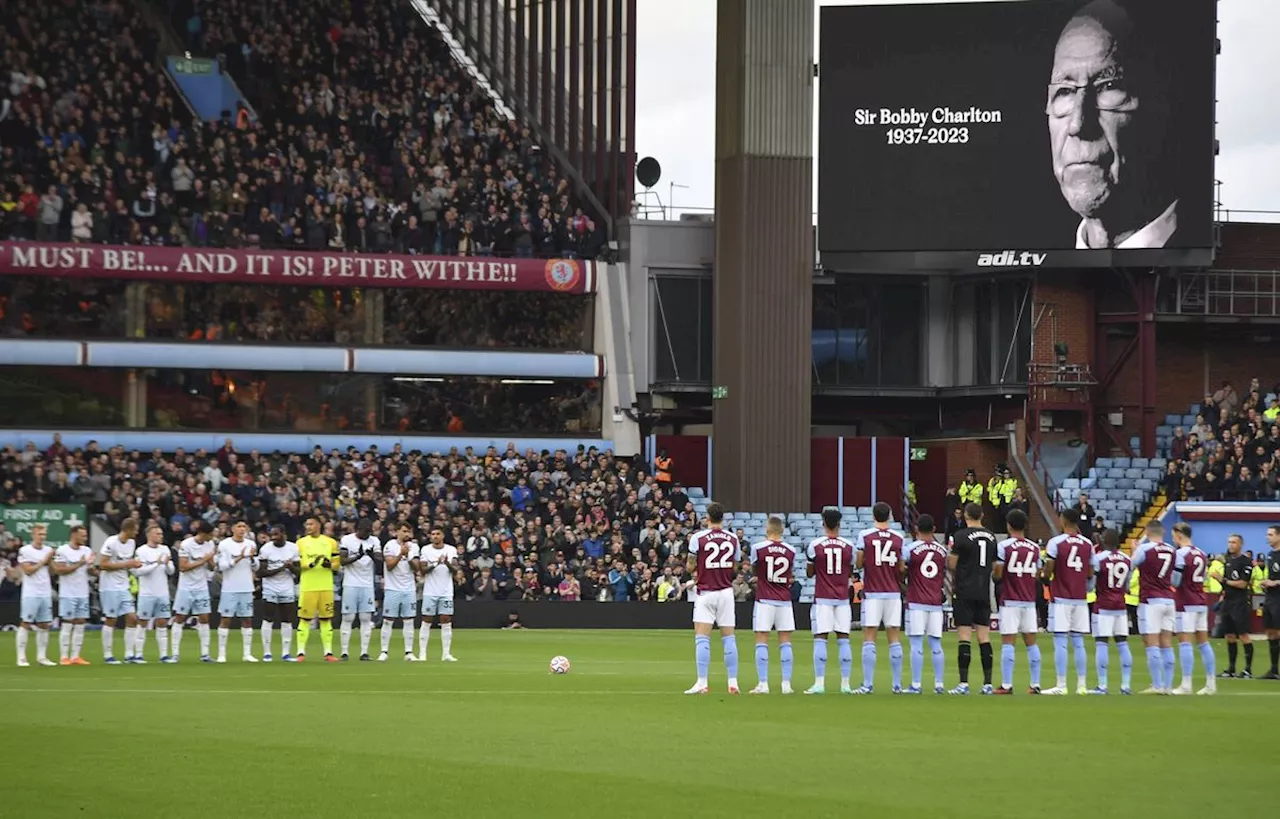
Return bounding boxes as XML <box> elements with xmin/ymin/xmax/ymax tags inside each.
<box><xmin>1090</xmin><ymin>529</ymin><xmax>1134</xmax><ymax>695</ymax></box>
<box><xmin>749</xmin><ymin>517</ymin><xmax>797</xmax><ymax>695</ymax></box>
<box><xmin>853</xmin><ymin>502</ymin><xmax>906</xmax><ymax>694</ymax></box>
<box><xmin>1041</xmin><ymin>508</ymin><xmax>1093</xmax><ymax>695</ymax></box>
<box><xmin>993</xmin><ymin>509</ymin><xmax>1043</xmax><ymax>694</ymax></box>
<box><xmin>1172</xmin><ymin>522</ymin><xmax>1215</xmax><ymax>695</ymax></box>
<box><xmin>805</xmin><ymin>508</ymin><xmax>856</xmax><ymax>694</ymax></box>
<box><xmin>685</xmin><ymin>503</ymin><xmax>741</xmax><ymax>695</ymax></box>
<box><xmin>902</xmin><ymin>515</ymin><xmax>948</xmax><ymax>694</ymax></box>
<box><xmin>1131</xmin><ymin>520</ymin><xmax>1178</xmax><ymax>694</ymax></box>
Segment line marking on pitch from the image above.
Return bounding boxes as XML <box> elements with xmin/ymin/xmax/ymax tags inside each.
<box><xmin>0</xmin><ymin>686</ymin><xmax>1277</xmax><ymax>697</ymax></box>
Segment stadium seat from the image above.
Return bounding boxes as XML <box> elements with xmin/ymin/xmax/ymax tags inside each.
<box><xmin>1097</xmin><ymin>478</ymin><xmax>1117</xmax><ymax>490</ymax></box>
<box><xmin>1123</xmin><ymin>468</ymin><xmax>1143</xmax><ymax>480</ymax></box>
<box><xmin>1113</xmin><ymin>458</ymin><xmax>1132</xmax><ymax>469</ymax></box>
<box><xmin>1130</xmin><ymin>458</ymin><xmax>1149</xmax><ymax>469</ymax></box>
<box><xmin>1181</xmin><ymin>414</ymin><xmax>1198</xmax><ymax>427</ymax></box>
<box><xmin>688</xmin><ymin>487</ymin><xmax>705</xmax><ymax>499</ymax></box>
<box><xmin>1134</xmin><ymin>479</ymin><xmax>1154</xmax><ymax>492</ymax></box>
<box><xmin>1096</xmin><ymin>457</ymin><xmax>1114</xmax><ymax>469</ymax></box>
<box><xmin>1149</xmin><ymin>458</ymin><xmax>1167</xmax><ymax>470</ymax></box>
<box><xmin>1164</xmin><ymin>414</ymin><xmax>1181</xmax><ymax>426</ymax></box>
<box><xmin>1062</xmin><ymin>477</ymin><xmax>1080</xmax><ymax>491</ymax></box>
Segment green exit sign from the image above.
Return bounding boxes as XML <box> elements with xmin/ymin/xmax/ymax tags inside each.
<box><xmin>711</xmin><ymin>385</ymin><xmax>728</xmax><ymax>400</ymax></box>
<box><xmin>910</xmin><ymin>447</ymin><xmax>927</xmax><ymax>461</ymax></box>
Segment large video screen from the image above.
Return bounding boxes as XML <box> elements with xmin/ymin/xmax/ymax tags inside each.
<box><xmin>818</xmin><ymin>0</ymin><xmax>1217</xmax><ymax>271</ymax></box>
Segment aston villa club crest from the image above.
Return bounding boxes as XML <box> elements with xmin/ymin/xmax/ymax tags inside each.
<box><xmin>544</xmin><ymin>259</ymin><xmax>581</xmax><ymax>291</ymax></box>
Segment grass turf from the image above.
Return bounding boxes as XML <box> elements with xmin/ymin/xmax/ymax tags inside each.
<box><xmin>0</xmin><ymin>628</ymin><xmax>1273</xmax><ymax>819</ymax></box>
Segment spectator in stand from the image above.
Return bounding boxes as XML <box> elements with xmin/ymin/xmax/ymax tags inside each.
<box><xmin>1072</xmin><ymin>493</ymin><xmax>1096</xmax><ymax>541</ymax></box>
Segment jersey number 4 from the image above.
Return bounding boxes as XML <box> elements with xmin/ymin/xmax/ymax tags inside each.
<box><xmin>1063</xmin><ymin>545</ymin><xmax>1084</xmax><ymax>572</ymax></box>
<box><xmin>704</xmin><ymin>542</ymin><xmax>735</xmax><ymax>570</ymax></box>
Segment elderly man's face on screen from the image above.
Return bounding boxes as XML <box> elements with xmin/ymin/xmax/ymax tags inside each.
<box><xmin>1046</xmin><ymin>3</ymin><xmax>1148</xmax><ymax>220</ymax></box>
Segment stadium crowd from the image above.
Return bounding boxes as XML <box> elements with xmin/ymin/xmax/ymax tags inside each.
<box><xmin>0</xmin><ymin>0</ymin><xmax>603</xmax><ymax>259</ymax></box>
<box><xmin>0</xmin><ymin>438</ymin><xmax>712</xmax><ymax>606</ymax></box>
<box><xmin>1161</xmin><ymin>378</ymin><xmax>1280</xmax><ymax>501</ymax></box>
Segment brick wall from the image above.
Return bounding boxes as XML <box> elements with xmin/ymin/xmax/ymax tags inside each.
<box><xmin>1031</xmin><ymin>272</ymin><xmax>1095</xmax><ymax>414</ymax></box>
<box><xmin>1155</xmin><ymin>326</ymin><xmax>1280</xmax><ymax>422</ymax></box>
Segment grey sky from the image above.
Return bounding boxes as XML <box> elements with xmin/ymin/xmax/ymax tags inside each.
<box><xmin>635</xmin><ymin>0</ymin><xmax>1280</xmax><ymax>222</ymax></box>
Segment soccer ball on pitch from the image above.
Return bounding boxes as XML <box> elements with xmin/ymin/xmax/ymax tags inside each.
<box><xmin>549</xmin><ymin>655</ymin><xmax>571</xmax><ymax>674</ymax></box>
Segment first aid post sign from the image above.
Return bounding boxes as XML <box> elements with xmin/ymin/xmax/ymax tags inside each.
<box><xmin>1</xmin><ymin>504</ymin><xmax>87</xmax><ymax>548</ymax></box>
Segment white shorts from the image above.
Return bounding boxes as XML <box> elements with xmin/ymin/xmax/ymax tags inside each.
<box><xmin>752</xmin><ymin>602</ymin><xmax>796</xmax><ymax>633</ymax></box>
<box><xmin>1093</xmin><ymin>611</ymin><xmax>1130</xmax><ymax>638</ymax></box>
<box><xmin>1049</xmin><ymin>602</ymin><xmax>1090</xmax><ymax>634</ymax></box>
<box><xmin>906</xmin><ymin>607</ymin><xmax>943</xmax><ymax>639</ymax></box>
<box><xmin>812</xmin><ymin>602</ymin><xmax>852</xmax><ymax>635</ymax></box>
<box><xmin>999</xmin><ymin>605</ymin><xmax>1038</xmax><ymax>636</ymax></box>
<box><xmin>1177</xmin><ymin>607</ymin><xmax>1209</xmax><ymax>634</ymax></box>
<box><xmin>1138</xmin><ymin>601</ymin><xmax>1177</xmax><ymax>635</ymax></box>
<box><xmin>862</xmin><ymin>597</ymin><xmax>903</xmax><ymax>629</ymax></box>
<box><xmin>692</xmin><ymin>588</ymin><xmax>736</xmax><ymax>628</ymax></box>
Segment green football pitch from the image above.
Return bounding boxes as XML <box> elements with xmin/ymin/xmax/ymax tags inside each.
<box><xmin>0</xmin><ymin>629</ymin><xmax>1272</xmax><ymax>819</ymax></box>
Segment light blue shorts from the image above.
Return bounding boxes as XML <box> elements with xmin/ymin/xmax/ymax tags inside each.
<box><xmin>20</xmin><ymin>596</ymin><xmax>53</xmax><ymax>624</ymax></box>
<box><xmin>341</xmin><ymin>586</ymin><xmax>375</xmax><ymax>615</ymax></box>
<box><xmin>263</xmin><ymin>590</ymin><xmax>297</xmax><ymax>605</ymax></box>
<box><xmin>421</xmin><ymin>594</ymin><xmax>454</xmax><ymax>617</ymax></box>
<box><xmin>58</xmin><ymin>596</ymin><xmax>90</xmax><ymax>620</ymax></box>
<box><xmin>218</xmin><ymin>591</ymin><xmax>255</xmax><ymax>619</ymax></box>
<box><xmin>100</xmin><ymin>589</ymin><xmax>136</xmax><ymax>618</ymax></box>
<box><xmin>137</xmin><ymin>595</ymin><xmax>172</xmax><ymax>620</ymax></box>
<box><xmin>382</xmin><ymin>589</ymin><xmax>417</xmax><ymax>619</ymax></box>
<box><xmin>174</xmin><ymin>588</ymin><xmax>212</xmax><ymax>616</ymax></box>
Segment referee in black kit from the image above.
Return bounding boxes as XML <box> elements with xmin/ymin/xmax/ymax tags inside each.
<box><xmin>1215</xmin><ymin>533</ymin><xmax>1255</xmax><ymax>678</ymax></box>
<box><xmin>947</xmin><ymin>502</ymin><xmax>999</xmax><ymax>695</ymax></box>
<box><xmin>1261</xmin><ymin>526</ymin><xmax>1280</xmax><ymax>680</ymax></box>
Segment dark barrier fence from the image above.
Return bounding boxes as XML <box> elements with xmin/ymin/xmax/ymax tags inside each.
<box><xmin>0</xmin><ymin>601</ymin><xmax>821</xmax><ymax>630</ymax></box>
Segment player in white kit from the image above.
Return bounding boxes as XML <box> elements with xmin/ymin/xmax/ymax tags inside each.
<box><xmin>98</xmin><ymin>519</ymin><xmax>141</xmax><ymax>664</ymax></box>
<box><xmin>134</xmin><ymin>525</ymin><xmax>176</xmax><ymax>663</ymax></box>
<box><xmin>16</xmin><ymin>524</ymin><xmax>56</xmax><ymax>667</ymax></box>
<box><xmin>339</xmin><ymin>519</ymin><xmax>380</xmax><ymax>661</ymax></box>
<box><xmin>215</xmin><ymin>521</ymin><xmax>259</xmax><ymax>663</ymax></box>
<box><xmin>419</xmin><ymin>525</ymin><xmax>459</xmax><ymax>661</ymax></box>
<box><xmin>171</xmin><ymin>521</ymin><xmax>218</xmax><ymax>662</ymax></box>
<box><xmin>257</xmin><ymin>525</ymin><xmax>300</xmax><ymax>662</ymax></box>
<box><xmin>52</xmin><ymin>524</ymin><xmax>94</xmax><ymax>665</ymax></box>
<box><xmin>380</xmin><ymin>523</ymin><xmax>421</xmax><ymax>662</ymax></box>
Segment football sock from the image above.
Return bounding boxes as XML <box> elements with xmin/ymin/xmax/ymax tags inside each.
<box><xmin>16</xmin><ymin>628</ymin><xmax>27</xmax><ymax>662</ymax></box>
<box><xmin>320</xmin><ymin>620</ymin><xmax>334</xmax><ymax>654</ymax></box>
<box><xmin>861</xmin><ymin>641</ymin><xmax>876</xmax><ymax>688</ymax></box>
<box><xmin>381</xmin><ymin>620</ymin><xmax>394</xmax><ymax>654</ymax></box>
<box><xmin>1116</xmin><ymin>641</ymin><xmax>1132</xmax><ymax>689</ymax></box>
<box><xmin>280</xmin><ymin>623</ymin><xmax>293</xmax><ymax>656</ymax></box>
<box><xmin>837</xmin><ymin>637</ymin><xmax>852</xmax><ymax>683</ymax></box>
<box><xmin>35</xmin><ymin>629</ymin><xmax>48</xmax><ymax>661</ymax></box>
<box><xmin>1053</xmin><ymin>634</ymin><xmax>1068</xmax><ymax>686</ymax></box>
<box><xmin>72</xmin><ymin>623</ymin><xmax>85</xmax><ymax>659</ymax></box>
<box><xmin>929</xmin><ymin>636</ymin><xmax>945</xmax><ymax>688</ymax></box>
<box><xmin>1161</xmin><ymin>646</ymin><xmax>1176</xmax><ymax>686</ymax></box>
<box><xmin>125</xmin><ymin>626</ymin><xmax>140</xmax><ymax>659</ymax></box>
<box><xmin>1199</xmin><ymin>641</ymin><xmax>1216</xmax><ymax>679</ymax></box>
<box><xmin>1071</xmin><ymin>635</ymin><xmax>1086</xmax><ymax>688</ymax></box>
<box><xmin>1243</xmin><ymin>642</ymin><xmax>1254</xmax><ymax>673</ymax></box>
<box><xmin>1179</xmin><ymin>641</ymin><xmax>1194</xmax><ymax>686</ymax></box>
<box><xmin>401</xmin><ymin>621</ymin><xmax>414</xmax><ymax>655</ymax></box>
<box><xmin>217</xmin><ymin>627</ymin><xmax>230</xmax><ymax>659</ymax></box>
<box><xmin>101</xmin><ymin>624</ymin><xmax>114</xmax><ymax>658</ymax></box>
<box><xmin>156</xmin><ymin>626</ymin><xmax>169</xmax><ymax>658</ymax></box>
<box><xmin>419</xmin><ymin>624</ymin><xmax>432</xmax><ymax>657</ymax></box>
<box><xmin>1227</xmin><ymin>641</ymin><xmax>1238</xmax><ymax>673</ymax></box>
<box><xmin>297</xmin><ymin>620</ymin><xmax>311</xmax><ymax>654</ymax></box>
<box><xmin>262</xmin><ymin>622</ymin><xmax>275</xmax><ymax>655</ymax></box>
<box><xmin>359</xmin><ymin>621</ymin><xmax>373</xmax><ymax>655</ymax></box>
<box><xmin>755</xmin><ymin>643</ymin><xmax>769</xmax><ymax>684</ymax></box>
<box><xmin>441</xmin><ymin>623</ymin><xmax>453</xmax><ymax>657</ymax></box>
<box><xmin>779</xmin><ymin>642</ymin><xmax>793</xmax><ymax>684</ymax></box>
<box><xmin>1146</xmin><ymin>646</ymin><xmax>1164</xmax><ymax>689</ymax></box>
<box><xmin>1095</xmin><ymin>640</ymin><xmax>1109</xmax><ymax>688</ymax></box>
<box><xmin>1270</xmin><ymin>638</ymin><xmax>1280</xmax><ymax>673</ymax></box>
<box><xmin>59</xmin><ymin>625</ymin><xmax>72</xmax><ymax>661</ymax></box>
<box><xmin>241</xmin><ymin>626</ymin><xmax>253</xmax><ymax>657</ymax></box>
<box><xmin>170</xmin><ymin>622</ymin><xmax>184</xmax><ymax>656</ymax></box>
<box><xmin>957</xmin><ymin>640</ymin><xmax>971</xmax><ymax>684</ymax></box>
<box><xmin>196</xmin><ymin>622</ymin><xmax>211</xmax><ymax>655</ymax></box>
<box><xmin>909</xmin><ymin>635</ymin><xmax>924</xmax><ymax>688</ymax></box>
<box><xmin>888</xmin><ymin>641</ymin><xmax>903</xmax><ymax>689</ymax></box>
<box><xmin>722</xmin><ymin>634</ymin><xmax>738</xmax><ymax>680</ymax></box>
<box><xmin>695</xmin><ymin>634</ymin><xmax>711</xmax><ymax>682</ymax></box>
<box><xmin>979</xmin><ymin>641</ymin><xmax>993</xmax><ymax>686</ymax></box>
<box><xmin>1000</xmin><ymin>643</ymin><xmax>1015</xmax><ymax>688</ymax></box>
<box><xmin>340</xmin><ymin>614</ymin><xmax>355</xmax><ymax>654</ymax></box>
<box><xmin>813</xmin><ymin>636</ymin><xmax>828</xmax><ymax>681</ymax></box>
<box><xmin>1027</xmin><ymin>643</ymin><xmax>1042</xmax><ymax>688</ymax></box>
